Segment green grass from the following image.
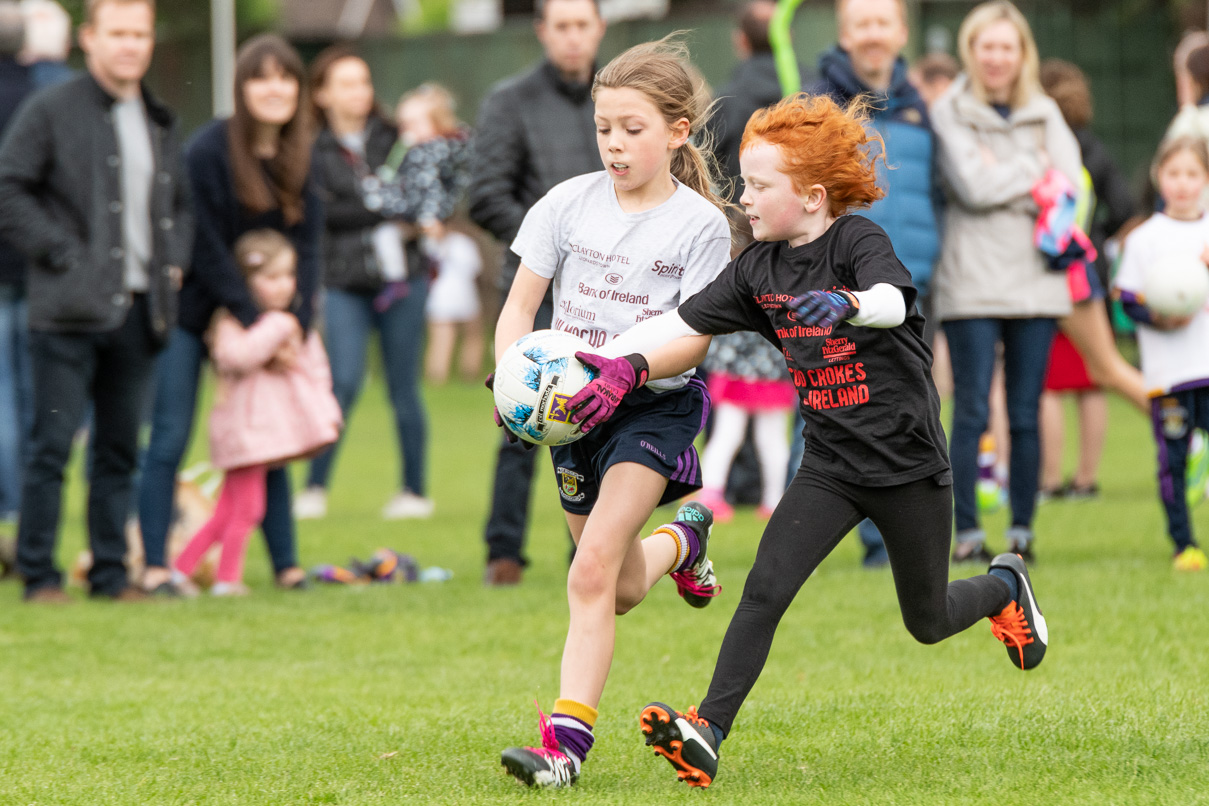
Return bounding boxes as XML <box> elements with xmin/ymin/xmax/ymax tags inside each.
<box><xmin>2</xmin><ymin>373</ymin><xmax>1209</xmax><ymax>804</ymax></box>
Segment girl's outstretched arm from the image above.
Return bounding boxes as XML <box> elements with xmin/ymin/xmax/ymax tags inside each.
<box><xmin>494</xmin><ymin>264</ymin><xmax>552</xmax><ymax>360</ymax></box>
<box><xmin>598</xmin><ymin>309</ymin><xmax>713</xmax><ymax>381</ymax></box>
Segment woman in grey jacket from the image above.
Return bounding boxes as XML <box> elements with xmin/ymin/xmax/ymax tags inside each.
<box><xmin>931</xmin><ymin>0</ymin><xmax>1081</xmax><ymax>563</ymax></box>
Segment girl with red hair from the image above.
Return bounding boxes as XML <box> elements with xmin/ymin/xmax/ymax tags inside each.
<box><xmin>574</xmin><ymin>93</ymin><xmax>1050</xmax><ymax>787</ymax></box>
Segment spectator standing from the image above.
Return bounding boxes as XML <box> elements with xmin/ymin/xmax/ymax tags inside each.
<box><xmin>930</xmin><ymin>0</ymin><xmax>1082</xmax><ymax>563</ymax></box>
<box><xmin>469</xmin><ymin>0</ymin><xmax>606</xmax><ymax>586</ymax></box>
<box><xmin>709</xmin><ymin>0</ymin><xmax>807</xmax><ymax>209</ymax></box>
<box><xmin>138</xmin><ymin>34</ymin><xmax>318</xmax><ymax>595</ymax></box>
<box><xmin>19</xmin><ymin>0</ymin><xmax>71</xmax><ymax>87</ymax></box>
<box><xmin>0</xmin><ymin>0</ymin><xmax>192</xmax><ymax>602</ymax></box>
<box><xmin>424</xmin><ymin>228</ymin><xmax>484</xmax><ymax>385</ymax></box>
<box><xmin>0</xmin><ymin>2</ymin><xmax>30</xmax><ymax>525</ymax></box>
<box><xmin>292</xmin><ymin>47</ymin><xmax>434</xmax><ymax>522</ymax></box>
<box><xmin>808</xmin><ymin>0</ymin><xmax>942</xmax><ymax>567</ymax></box>
<box><xmin>910</xmin><ymin>51</ymin><xmax>959</xmax><ymax>107</ymax></box>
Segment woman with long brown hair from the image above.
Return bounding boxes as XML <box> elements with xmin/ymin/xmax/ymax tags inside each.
<box><xmin>292</xmin><ymin>46</ymin><xmax>433</xmax><ymax>523</ymax></box>
<box><xmin>138</xmin><ymin>34</ymin><xmax>321</xmax><ymax>594</ymax></box>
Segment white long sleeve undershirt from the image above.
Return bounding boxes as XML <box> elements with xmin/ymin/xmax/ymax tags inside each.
<box><xmin>599</xmin><ymin>283</ymin><xmax>907</xmax><ymax>358</ymax></box>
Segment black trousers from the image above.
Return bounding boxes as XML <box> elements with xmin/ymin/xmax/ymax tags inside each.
<box><xmin>698</xmin><ymin>466</ymin><xmax>1011</xmax><ymax>735</ymax></box>
<box><xmin>17</xmin><ymin>296</ymin><xmax>158</xmax><ymax>596</ymax></box>
<box><xmin>484</xmin><ymin>296</ymin><xmax>555</xmax><ymax>566</ymax></box>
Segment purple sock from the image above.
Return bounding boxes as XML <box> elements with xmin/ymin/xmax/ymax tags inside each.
<box><xmin>670</xmin><ymin>521</ymin><xmax>702</xmax><ymax>573</ymax></box>
<box><xmin>551</xmin><ymin>715</ymin><xmax>594</xmax><ymax>763</ymax></box>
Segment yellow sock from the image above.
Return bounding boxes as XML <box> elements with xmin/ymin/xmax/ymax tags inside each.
<box><xmin>553</xmin><ymin>698</ymin><xmax>598</xmax><ymax>728</ymax></box>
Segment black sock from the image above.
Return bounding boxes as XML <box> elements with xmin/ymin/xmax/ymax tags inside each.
<box><xmin>989</xmin><ymin>568</ymin><xmax>1018</xmax><ymax>603</ymax></box>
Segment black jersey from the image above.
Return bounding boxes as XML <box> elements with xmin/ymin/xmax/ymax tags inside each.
<box><xmin>679</xmin><ymin>215</ymin><xmax>949</xmax><ymax>486</ymax></box>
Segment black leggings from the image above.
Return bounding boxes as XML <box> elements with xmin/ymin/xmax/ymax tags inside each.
<box><xmin>698</xmin><ymin>468</ymin><xmax>1012</xmax><ymax>736</ymax></box>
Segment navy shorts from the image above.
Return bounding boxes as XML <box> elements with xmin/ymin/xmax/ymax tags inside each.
<box><xmin>550</xmin><ymin>377</ymin><xmax>709</xmax><ymax>515</ymax></box>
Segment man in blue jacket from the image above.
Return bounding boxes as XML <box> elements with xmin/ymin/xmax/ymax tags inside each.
<box><xmin>808</xmin><ymin>0</ymin><xmax>942</xmax><ymax>566</ymax></box>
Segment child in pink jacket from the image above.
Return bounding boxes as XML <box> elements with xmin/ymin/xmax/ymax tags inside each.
<box><xmin>173</xmin><ymin>230</ymin><xmax>342</xmax><ymax>596</ymax></box>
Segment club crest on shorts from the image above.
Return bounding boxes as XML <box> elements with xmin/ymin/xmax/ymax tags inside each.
<box><xmin>547</xmin><ymin>393</ymin><xmax>573</xmax><ymax>424</ymax></box>
<box><xmin>556</xmin><ymin>466</ymin><xmax>585</xmax><ymax>502</ymax></box>
<box><xmin>1160</xmin><ymin>398</ymin><xmax>1189</xmax><ymax>441</ymax></box>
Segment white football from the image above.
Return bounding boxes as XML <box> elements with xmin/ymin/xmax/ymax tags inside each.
<box><xmin>1143</xmin><ymin>254</ymin><xmax>1209</xmax><ymax>318</ymax></box>
<box><xmin>493</xmin><ymin>330</ymin><xmax>597</xmax><ymax>446</ymax></box>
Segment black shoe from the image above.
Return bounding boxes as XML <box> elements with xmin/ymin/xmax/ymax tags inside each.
<box><xmin>639</xmin><ymin>702</ymin><xmax>719</xmax><ymax>788</ymax></box>
<box><xmin>500</xmin><ymin>743</ymin><xmax>578</xmax><ymax>788</ymax></box>
<box><xmin>1007</xmin><ymin>542</ymin><xmax>1036</xmax><ymax>565</ymax></box>
<box><xmin>987</xmin><ymin>553</ymin><xmax>1048</xmax><ymax>670</ymax></box>
<box><xmin>1060</xmin><ymin>481</ymin><xmax>1099</xmax><ymax>502</ymax></box>
<box><xmin>952</xmin><ymin>542</ymin><xmax>993</xmax><ymax>564</ymax></box>
<box><xmin>670</xmin><ymin>502</ymin><xmax>720</xmax><ymax>608</ymax></box>
<box><xmin>1006</xmin><ymin>527</ymin><xmax>1035</xmax><ymax>565</ymax></box>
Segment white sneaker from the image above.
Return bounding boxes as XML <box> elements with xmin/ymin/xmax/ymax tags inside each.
<box><xmin>381</xmin><ymin>491</ymin><xmax>434</xmax><ymax>520</ymax></box>
<box><xmin>211</xmin><ymin>581</ymin><xmax>251</xmax><ymax>597</ymax></box>
<box><xmin>293</xmin><ymin>487</ymin><xmax>327</xmax><ymax>520</ymax></box>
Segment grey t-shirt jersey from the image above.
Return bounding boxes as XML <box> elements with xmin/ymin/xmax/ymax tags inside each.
<box><xmin>113</xmin><ymin>96</ymin><xmax>155</xmax><ymax>292</ymax></box>
<box><xmin>512</xmin><ymin>171</ymin><xmax>731</xmax><ymax>390</ymax></box>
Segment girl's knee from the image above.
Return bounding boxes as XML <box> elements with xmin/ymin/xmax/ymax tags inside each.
<box><xmin>902</xmin><ymin>613</ymin><xmax>948</xmax><ymax>645</ymax></box>
<box><xmin>567</xmin><ymin>555</ymin><xmax>615</xmax><ymax>603</ymax></box>
<box><xmin>614</xmin><ymin>589</ymin><xmax>645</xmax><ymax>615</ymax></box>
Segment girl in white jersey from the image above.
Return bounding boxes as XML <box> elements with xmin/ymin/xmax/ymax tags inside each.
<box><xmin>493</xmin><ymin>38</ymin><xmax>732</xmax><ymax>788</ymax></box>
<box><xmin>1114</xmin><ymin>135</ymin><xmax>1209</xmax><ymax>571</ymax></box>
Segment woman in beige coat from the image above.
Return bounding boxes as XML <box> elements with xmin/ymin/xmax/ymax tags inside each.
<box><xmin>931</xmin><ymin>0</ymin><xmax>1080</xmax><ymax>563</ymax></box>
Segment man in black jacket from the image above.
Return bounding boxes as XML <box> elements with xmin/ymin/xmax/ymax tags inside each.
<box><xmin>0</xmin><ymin>0</ymin><xmax>192</xmax><ymax>602</ymax></box>
<box><xmin>470</xmin><ymin>0</ymin><xmax>605</xmax><ymax>586</ymax></box>
<box><xmin>0</xmin><ymin>2</ymin><xmax>32</xmax><ymax>532</ymax></box>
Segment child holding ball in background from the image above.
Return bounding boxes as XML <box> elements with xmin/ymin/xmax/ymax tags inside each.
<box><xmin>1114</xmin><ymin>135</ymin><xmax>1209</xmax><ymax>571</ymax></box>
<box><xmin>491</xmin><ymin>38</ymin><xmax>732</xmax><ymax>788</ymax></box>
<box><xmin>586</xmin><ymin>95</ymin><xmax>1049</xmax><ymax>788</ymax></box>
<box><xmin>172</xmin><ymin>231</ymin><xmax>342</xmax><ymax>596</ymax></box>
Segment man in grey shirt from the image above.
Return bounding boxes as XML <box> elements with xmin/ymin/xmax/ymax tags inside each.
<box><xmin>0</xmin><ymin>0</ymin><xmax>192</xmax><ymax>602</ymax></box>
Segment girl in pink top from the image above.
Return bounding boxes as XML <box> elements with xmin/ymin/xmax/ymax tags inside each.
<box><xmin>173</xmin><ymin>230</ymin><xmax>343</xmax><ymax>596</ymax></box>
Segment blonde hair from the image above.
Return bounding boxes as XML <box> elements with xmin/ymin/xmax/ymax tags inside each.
<box><xmin>592</xmin><ymin>35</ymin><xmax>731</xmax><ymax>214</ymax></box>
<box><xmin>958</xmin><ymin>0</ymin><xmax>1041</xmax><ymax>110</ymax></box>
<box><xmin>398</xmin><ymin>82</ymin><xmax>461</xmax><ymax>138</ymax></box>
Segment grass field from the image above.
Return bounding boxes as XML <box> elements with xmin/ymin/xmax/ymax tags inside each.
<box><xmin>2</xmin><ymin>369</ymin><xmax>1209</xmax><ymax>805</ymax></box>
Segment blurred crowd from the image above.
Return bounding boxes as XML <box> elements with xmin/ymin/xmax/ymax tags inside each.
<box><xmin>0</xmin><ymin>0</ymin><xmax>1202</xmax><ymax>600</ymax></box>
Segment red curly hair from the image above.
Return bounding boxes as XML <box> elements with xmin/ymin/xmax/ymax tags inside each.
<box><xmin>740</xmin><ymin>94</ymin><xmax>885</xmax><ymax>217</ymax></box>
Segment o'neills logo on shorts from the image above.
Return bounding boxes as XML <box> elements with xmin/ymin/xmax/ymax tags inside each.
<box><xmin>650</xmin><ymin>260</ymin><xmax>685</xmax><ymax>278</ymax></box>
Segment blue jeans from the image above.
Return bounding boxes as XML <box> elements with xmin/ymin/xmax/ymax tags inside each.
<box><xmin>137</xmin><ymin>327</ymin><xmax>297</xmax><ymax>572</ymax></box>
<box><xmin>0</xmin><ymin>284</ymin><xmax>31</xmax><ymax>518</ymax></box>
<box><xmin>306</xmin><ymin>279</ymin><xmax>429</xmax><ymax>495</ymax></box>
<box><xmin>19</xmin><ymin>297</ymin><xmax>157</xmax><ymax>595</ymax></box>
<box><xmin>943</xmin><ymin>317</ymin><xmax>1057</xmax><ymax>536</ymax></box>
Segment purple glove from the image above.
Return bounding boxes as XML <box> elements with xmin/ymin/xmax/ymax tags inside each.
<box><xmin>485</xmin><ymin>372</ymin><xmax>533</xmax><ymax>449</ymax></box>
<box><xmin>787</xmin><ymin>290</ymin><xmax>859</xmax><ymax>327</ymax></box>
<box><xmin>567</xmin><ymin>352</ymin><xmax>650</xmax><ymax>433</ymax></box>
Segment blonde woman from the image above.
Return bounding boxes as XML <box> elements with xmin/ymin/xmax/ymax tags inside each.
<box><xmin>931</xmin><ymin>0</ymin><xmax>1081</xmax><ymax>563</ymax></box>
